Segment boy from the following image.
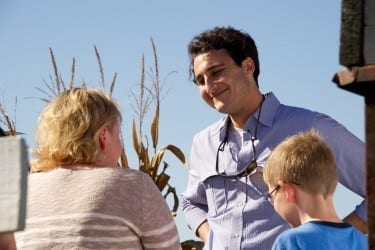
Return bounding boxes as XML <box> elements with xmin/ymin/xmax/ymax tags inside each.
<box><xmin>263</xmin><ymin>130</ymin><xmax>367</xmax><ymax>249</ymax></box>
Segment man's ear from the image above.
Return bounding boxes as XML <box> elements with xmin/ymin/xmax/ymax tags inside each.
<box><xmin>278</xmin><ymin>181</ymin><xmax>295</xmax><ymax>202</ymax></box>
<box><xmin>99</xmin><ymin>127</ymin><xmax>107</xmax><ymax>150</ymax></box>
<box><xmin>242</xmin><ymin>57</ymin><xmax>255</xmax><ymax>75</ymax></box>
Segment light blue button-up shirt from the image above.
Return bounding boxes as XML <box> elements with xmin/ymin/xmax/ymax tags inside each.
<box><xmin>182</xmin><ymin>92</ymin><xmax>366</xmax><ymax>250</ymax></box>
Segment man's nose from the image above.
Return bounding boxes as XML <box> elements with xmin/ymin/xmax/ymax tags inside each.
<box><xmin>205</xmin><ymin>75</ymin><xmax>217</xmax><ymax>87</ymax></box>
<box><xmin>205</xmin><ymin>78</ymin><xmax>218</xmax><ymax>94</ymax></box>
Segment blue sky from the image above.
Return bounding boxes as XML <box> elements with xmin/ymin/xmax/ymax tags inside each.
<box><xmin>0</xmin><ymin>0</ymin><xmax>365</xmax><ymax>241</ymax></box>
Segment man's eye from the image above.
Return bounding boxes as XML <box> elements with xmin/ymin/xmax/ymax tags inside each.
<box><xmin>194</xmin><ymin>77</ymin><xmax>204</xmax><ymax>86</ymax></box>
<box><xmin>211</xmin><ymin>68</ymin><xmax>223</xmax><ymax>76</ymax></box>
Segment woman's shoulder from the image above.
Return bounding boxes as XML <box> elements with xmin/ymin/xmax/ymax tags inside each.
<box><xmin>30</xmin><ymin>167</ymin><xmax>152</xmax><ymax>187</ymax></box>
<box><xmin>93</xmin><ymin>167</ymin><xmax>151</xmax><ymax>181</ymax></box>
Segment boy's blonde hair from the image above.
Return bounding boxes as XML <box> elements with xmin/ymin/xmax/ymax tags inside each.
<box><xmin>263</xmin><ymin>129</ymin><xmax>337</xmax><ymax>197</ymax></box>
<box><xmin>31</xmin><ymin>87</ymin><xmax>122</xmax><ymax>172</ymax></box>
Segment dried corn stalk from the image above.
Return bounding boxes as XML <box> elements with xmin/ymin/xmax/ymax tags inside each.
<box><xmin>0</xmin><ymin>94</ymin><xmax>18</xmax><ymax>136</ymax></box>
<box><xmin>130</xmin><ymin>38</ymin><xmax>187</xmax><ymax>216</ymax></box>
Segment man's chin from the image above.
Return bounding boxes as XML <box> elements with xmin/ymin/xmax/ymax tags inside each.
<box><xmin>206</xmin><ymin>100</ymin><xmax>228</xmax><ymax>113</ymax></box>
<box><xmin>214</xmin><ymin>105</ymin><xmax>228</xmax><ymax>114</ymax></box>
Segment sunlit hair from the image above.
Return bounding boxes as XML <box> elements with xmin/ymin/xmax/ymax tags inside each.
<box><xmin>188</xmin><ymin>26</ymin><xmax>260</xmax><ymax>87</ymax></box>
<box><xmin>263</xmin><ymin>129</ymin><xmax>338</xmax><ymax>198</ymax></box>
<box><xmin>31</xmin><ymin>87</ymin><xmax>122</xmax><ymax>172</ymax></box>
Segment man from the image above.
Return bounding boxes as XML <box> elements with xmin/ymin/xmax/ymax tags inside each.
<box><xmin>182</xmin><ymin>26</ymin><xmax>367</xmax><ymax>249</ymax></box>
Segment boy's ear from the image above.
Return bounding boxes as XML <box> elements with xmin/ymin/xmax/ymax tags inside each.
<box><xmin>278</xmin><ymin>181</ymin><xmax>295</xmax><ymax>202</ymax></box>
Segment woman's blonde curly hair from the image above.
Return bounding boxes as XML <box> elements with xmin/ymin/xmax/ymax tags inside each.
<box><xmin>31</xmin><ymin>87</ymin><xmax>122</xmax><ymax>172</ymax></box>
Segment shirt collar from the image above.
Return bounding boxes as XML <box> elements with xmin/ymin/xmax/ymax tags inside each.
<box><xmin>258</xmin><ymin>92</ymin><xmax>280</xmax><ymax>128</ymax></box>
<box><xmin>213</xmin><ymin>92</ymin><xmax>280</xmax><ymax>137</ymax></box>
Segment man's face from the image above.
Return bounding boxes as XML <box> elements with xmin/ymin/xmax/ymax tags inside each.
<box><xmin>193</xmin><ymin>49</ymin><xmax>256</xmax><ymax>116</ymax></box>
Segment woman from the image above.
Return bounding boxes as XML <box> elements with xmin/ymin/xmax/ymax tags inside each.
<box><xmin>15</xmin><ymin>88</ymin><xmax>180</xmax><ymax>249</ymax></box>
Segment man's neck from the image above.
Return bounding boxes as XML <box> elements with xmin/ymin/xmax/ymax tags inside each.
<box><xmin>230</xmin><ymin>92</ymin><xmax>264</xmax><ymax>129</ymax></box>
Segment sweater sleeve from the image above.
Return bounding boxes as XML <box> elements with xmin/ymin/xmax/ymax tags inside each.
<box><xmin>139</xmin><ymin>173</ymin><xmax>181</xmax><ymax>250</ymax></box>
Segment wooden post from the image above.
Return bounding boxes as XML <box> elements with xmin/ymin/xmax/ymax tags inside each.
<box><xmin>367</xmin><ymin>96</ymin><xmax>375</xmax><ymax>248</ymax></box>
<box><xmin>333</xmin><ymin>0</ymin><xmax>375</xmax><ymax>248</ymax></box>
<box><xmin>0</xmin><ymin>136</ymin><xmax>28</xmax><ymax>233</ymax></box>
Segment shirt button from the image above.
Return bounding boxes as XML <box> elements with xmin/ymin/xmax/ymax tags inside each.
<box><xmin>238</xmin><ymin>201</ymin><xmax>243</xmax><ymax>207</ymax></box>
<box><xmin>234</xmin><ymin>233</ymin><xmax>240</xmax><ymax>238</ymax></box>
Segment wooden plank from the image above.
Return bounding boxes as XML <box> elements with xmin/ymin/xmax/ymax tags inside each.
<box><xmin>0</xmin><ymin>136</ymin><xmax>28</xmax><ymax>232</ymax></box>
<box><xmin>339</xmin><ymin>0</ymin><xmax>364</xmax><ymax>66</ymax></box>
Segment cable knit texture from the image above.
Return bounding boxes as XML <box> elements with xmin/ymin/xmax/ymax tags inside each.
<box><xmin>15</xmin><ymin>167</ymin><xmax>181</xmax><ymax>249</ymax></box>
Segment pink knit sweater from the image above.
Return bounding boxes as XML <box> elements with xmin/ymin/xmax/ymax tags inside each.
<box><xmin>15</xmin><ymin>167</ymin><xmax>181</xmax><ymax>249</ymax></box>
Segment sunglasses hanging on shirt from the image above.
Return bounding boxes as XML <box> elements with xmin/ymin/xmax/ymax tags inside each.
<box><xmin>215</xmin><ymin>95</ymin><xmax>265</xmax><ymax>178</ymax></box>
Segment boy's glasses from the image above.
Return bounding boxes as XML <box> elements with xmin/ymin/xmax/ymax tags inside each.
<box><xmin>266</xmin><ymin>185</ymin><xmax>281</xmax><ymax>204</ymax></box>
<box><xmin>266</xmin><ymin>181</ymin><xmax>300</xmax><ymax>204</ymax></box>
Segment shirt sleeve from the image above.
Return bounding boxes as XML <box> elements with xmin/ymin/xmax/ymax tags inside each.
<box><xmin>313</xmin><ymin>113</ymin><xmax>366</xmax><ymax>221</ymax></box>
<box><xmin>182</xmin><ymin>178</ymin><xmax>209</xmax><ymax>235</ymax></box>
<box><xmin>182</xmin><ymin>135</ymin><xmax>210</xmax><ymax>236</ymax></box>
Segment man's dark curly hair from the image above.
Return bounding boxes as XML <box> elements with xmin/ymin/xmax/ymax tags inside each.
<box><xmin>188</xmin><ymin>26</ymin><xmax>260</xmax><ymax>87</ymax></box>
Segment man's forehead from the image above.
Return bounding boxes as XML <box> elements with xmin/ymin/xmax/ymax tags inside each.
<box><xmin>194</xmin><ymin>51</ymin><xmax>230</xmax><ymax>70</ymax></box>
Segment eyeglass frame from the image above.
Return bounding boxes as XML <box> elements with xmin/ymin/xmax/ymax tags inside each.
<box><xmin>266</xmin><ymin>181</ymin><xmax>300</xmax><ymax>204</ymax></box>
<box><xmin>266</xmin><ymin>185</ymin><xmax>281</xmax><ymax>203</ymax></box>
<box><xmin>215</xmin><ymin>133</ymin><xmax>258</xmax><ymax>179</ymax></box>
<box><xmin>215</xmin><ymin>96</ymin><xmax>265</xmax><ymax>179</ymax></box>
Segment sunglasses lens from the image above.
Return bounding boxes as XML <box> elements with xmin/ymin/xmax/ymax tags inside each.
<box><xmin>238</xmin><ymin>161</ymin><xmax>257</xmax><ymax>177</ymax></box>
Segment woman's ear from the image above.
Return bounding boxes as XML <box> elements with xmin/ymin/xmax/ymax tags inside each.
<box><xmin>99</xmin><ymin>127</ymin><xmax>107</xmax><ymax>150</ymax></box>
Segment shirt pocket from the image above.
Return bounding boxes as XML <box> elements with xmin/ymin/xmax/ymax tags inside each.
<box><xmin>203</xmin><ymin>176</ymin><xmax>233</xmax><ymax>218</ymax></box>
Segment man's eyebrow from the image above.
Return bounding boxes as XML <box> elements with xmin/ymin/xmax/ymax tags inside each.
<box><xmin>206</xmin><ymin>63</ymin><xmax>225</xmax><ymax>72</ymax></box>
<box><xmin>195</xmin><ymin>63</ymin><xmax>225</xmax><ymax>78</ymax></box>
